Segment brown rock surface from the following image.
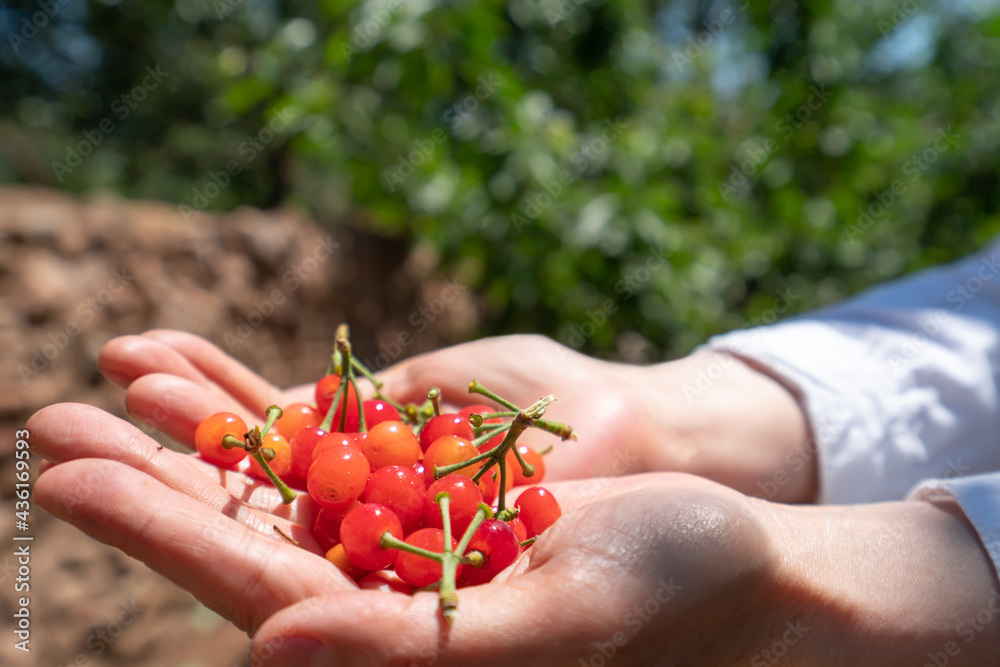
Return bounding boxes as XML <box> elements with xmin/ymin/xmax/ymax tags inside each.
<box><xmin>0</xmin><ymin>186</ymin><xmax>474</xmax><ymax>667</ymax></box>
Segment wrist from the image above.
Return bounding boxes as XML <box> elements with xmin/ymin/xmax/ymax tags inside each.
<box><xmin>757</xmin><ymin>497</ymin><xmax>1000</xmax><ymax>666</ymax></box>
<box><xmin>633</xmin><ymin>350</ymin><xmax>815</xmax><ymax>502</ymax></box>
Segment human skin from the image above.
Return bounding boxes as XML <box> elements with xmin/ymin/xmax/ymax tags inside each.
<box><xmin>27</xmin><ymin>330</ymin><xmax>1000</xmax><ymax>666</ymax></box>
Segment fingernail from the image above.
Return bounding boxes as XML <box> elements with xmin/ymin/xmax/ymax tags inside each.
<box><xmin>257</xmin><ymin>637</ymin><xmax>332</xmax><ymax>667</ymax></box>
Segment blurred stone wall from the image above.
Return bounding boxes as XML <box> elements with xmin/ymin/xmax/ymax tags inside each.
<box><xmin>0</xmin><ymin>186</ymin><xmax>476</xmax><ymax>667</ymax></box>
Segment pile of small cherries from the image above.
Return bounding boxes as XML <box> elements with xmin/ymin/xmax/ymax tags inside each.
<box><xmin>192</xmin><ymin>326</ymin><xmax>572</xmax><ymax>619</ymax></box>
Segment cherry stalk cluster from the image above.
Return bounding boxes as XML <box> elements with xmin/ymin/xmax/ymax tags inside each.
<box><xmin>193</xmin><ymin>324</ymin><xmax>572</xmax><ymax>619</ymax></box>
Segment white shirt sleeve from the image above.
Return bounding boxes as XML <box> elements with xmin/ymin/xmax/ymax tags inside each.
<box><xmin>909</xmin><ymin>474</ymin><xmax>1000</xmax><ymax>580</ymax></box>
<box><xmin>703</xmin><ymin>238</ymin><xmax>1000</xmax><ymax>505</ymax></box>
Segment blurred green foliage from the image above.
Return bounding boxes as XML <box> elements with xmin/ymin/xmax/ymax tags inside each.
<box><xmin>2</xmin><ymin>0</ymin><xmax>1000</xmax><ymax>360</ymax></box>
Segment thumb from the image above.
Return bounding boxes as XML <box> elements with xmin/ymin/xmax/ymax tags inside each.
<box><xmin>250</xmin><ymin>568</ymin><xmax>599</xmax><ymax>667</ymax></box>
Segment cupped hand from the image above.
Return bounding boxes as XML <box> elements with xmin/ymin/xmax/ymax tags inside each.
<box><xmin>377</xmin><ymin>334</ymin><xmax>653</xmax><ymax>480</ymax></box>
<box><xmin>248</xmin><ymin>477</ymin><xmax>1000</xmax><ymax>667</ymax></box>
<box><xmin>249</xmin><ymin>472</ymin><xmax>778</xmax><ymax>667</ymax></box>
<box><xmin>28</xmin><ymin>403</ymin><xmax>350</xmax><ymax>635</ymax></box>
<box><xmin>377</xmin><ymin>334</ymin><xmax>814</xmax><ymax>500</ymax></box>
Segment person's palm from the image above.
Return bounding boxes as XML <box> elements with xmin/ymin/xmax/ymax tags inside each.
<box><xmin>245</xmin><ymin>472</ymin><xmax>772</xmax><ymax>666</ymax></box>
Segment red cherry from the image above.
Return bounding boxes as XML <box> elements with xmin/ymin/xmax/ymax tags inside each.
<box><xmin>461</xmin><ymin>404</ymin><xmax>507</xmax><ymax>453</ymax></box>
<box><xmin>514</xmin><ymin>487</ymin><xmax>561</xmax><ymax>538</ymax></box>
<box><xmin>507</xmin><ymin>445</ymin><xmax>545</xmax><ymax>486</ymax></box>
<box><xmin>458</xmin><ymin>404</ymin><xmax>504</xmax><ymax>425</ymax></box>
<box><xmin>471</xmin><ymin>458</ymin><xmax>513</xmax><ymax>503</ymax></box>
<box><xmin>419</xmin><ymin>414</ymin><xmax>474</xmax><ymax>451</ymax></box>
<box><xmin>507</xmin><ymin>517</ymin><xmax>528</xmax><ymax>543</ymax></box>
<box><xmin>275</xmin><ymin>403</ymin><xmax>321</xmax><ymax>439</ymax></box>
<box><xmin>364</xmin><ymin>465</ymin><xmax>427</xmax><ymax>531</ymax></box>
<box><xmin>307</xmin><ymin>446</ymin><xmax>370</xmax><ymax>509</ymax></box>
<box><xmin>422</xmin><ymin>435</ymin><xmax>479</xmax><ymax>484</ymax></box>
<box><xmin>476</xmin><ymin>428</ymin><xmax>508</xmax><ymax>454</ymax></box>
<box><xmin>394</xmin><ymin>528</ymin><xmax>458</xmax><ymax>588</ymax></box>
<box><xmin>459</xmin><ymin>519</ymin><xmax>521</xmax><ymax>586</ymax></box>
<box><xmin>478</xmin><ymin>471</ymin><xmax>499</xmax><ymax>505</ymax></box>
<box><xmin>340</xmin><ymin>503</ymin><xmax>402</xmax><ymax>570</ymax></box>
<box><xmin>313</xmin><ymin>502</ymin><xmax>359</xmax><ymax>552</ymax></box>
<box><xmin>248</xmin><ymin>432</ymin><xmax>293</xmax><ymax>482</ymax></box>
<box><xmin>312</xmin><ymin>432</ymin><xmax>366</xmax><ymax>463</ymax></box>
<box><xmin>315</xmin><ymin>374</ymin><xmax>361</xmax><ymax>431</ymax></box>
<box><xmin>362</xmin><ymin>399</ymin><xmax>401</xmax><ymax>429</ymax></box>
<box><xmin>364</xmin><ymin>421</ymin><xmax>421</xmax><ymax>470</ymax></box>
<box><xmin>290</xmin><ymin>426</ymin><xmax>327</xmax><ymax>481</ymax></box>
<box><xmin>423</xmin><ymin>474</ymin><xmax>483</xmax><ymax>536</ymax></box>
<box><xmin>194</xmin><ymin>412</ymin><xmax>248</xmax><ymax>469</ymax></box>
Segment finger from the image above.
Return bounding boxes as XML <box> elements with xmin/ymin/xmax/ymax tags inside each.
<box><xmin>252</xmin><ymin>544</ymin><xmax>636</xmax><ymax>667</ymax></box>
<box><xmin>124</xmin><ymin>372</ymin><xmax>260</xmax><ymax>445</ymax></box>
<box><xmin>99</xmin><ymin>335</ymin><xmax>263</xmax><ymax>420</ymax></box>
<box><xmin>98</xmin><ymin>334</ymin><xmax>211</xmax><ymax>390</ymax></box>
<box><xmin>252</xmin><ymin>572</ymin><xmax>587</xmax><ymax>667</ymax></box>
<box><xmin>141</xmin><ymin>329</ymin><xmax>282</xmax><ymax>416</ymax></box>
<box><xmin>28</xmin><ymin>403</ymin><xmax>317</xmax><ymax>530</ymax></box>
<box><xmin>505</xmin><ymin>472</ymin><xmax>696</xmax><ymax>515</ymax></box>
<box><xmin>35</xmin><ymin>459</ymin><xmax>347</xmax><ymax>635</ymax></box>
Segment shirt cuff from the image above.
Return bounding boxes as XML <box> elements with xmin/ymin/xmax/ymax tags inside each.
<box><xmin>909</xmin><ymin>473</ymin><xmax>1000</xmax><ymax>581</ymax></box>
<box><xmin>703</xmin><ymin>323</ymin><xmax>891</xmax><ymax>504</ymax></box>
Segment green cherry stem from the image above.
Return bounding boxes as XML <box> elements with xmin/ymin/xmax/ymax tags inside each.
<box><xmin>375</xmin><ymin>391</ymin><xmax>408</xmax><ymax>415</ymax></box>
<box><xmin>467</xmin><ymin>396</ymin><xmax>554</xmax><ymax>511</ymax></box>
<box><xmin>337</xmin><ymin>337</ymin><xmax>367</xmax><ymax>433</ymax></box>
<box><xmin>221</xmin><ymin>434</ymin><xmax>243</xmax><ymax>450</ymax></box>
<box><xmin>454</xmin><ymin>504</ymin><xmax>489</xmax><ymax>557</ymax></box>
<box><xmin>352</xmin><ymin>379</ymin><xmax>366</xmax><ymax>433</ymax></box>
<box><xmin>327</xmin><ymin>323</ymin><xmax>350</xmax><ymax>375</ymax></box>
<box><xmin>497</xmin><ymin>454</ymin><xmax>510</xmax><ymax>513</ymax></box>
<box><xmin>462</xmin><ymin>551</ymin><xmax>485</xmax><ymax>568</ymax></box>
<box><xmin>438</xmin><ymin>493</ymin><xmax>453</xmax><ymax>550</ymax></box>
<box><xmin>468</xmin><ymin>381</ymin><xmax>576</xmax><ymax>440</ymax></box>
<box><xmin>240</xmin><ymin>408</ymin><xmax>296</xmax><ymax>505</ymax></box>
<box><xmin>468</xmin><ymin>380</ymin><xmax>518</xmax><ymax>411</ymax></box>
<box><xmin>427</xmin><ymin>387</ymin><xmax>442</xmax><ymax>417</ymax></box>
<box><xmin>437</xmin><ymin>493</ymin><xmax>458</xmax><ymax>620</ymax></box>
<box><xmin>379</xmin><ymin>533</ymin><xmax>443</xmax><ymax>562</ymax></box>
<box><xmin>351</xmin><ymin>356</ymin><xmax>383</xmax><ymax>390</ymax></box>
<box><xmin>259</xmin><ymin>405</ymin><xmax>283</xmax><ymax>438</ymax></box>
<box><xmin>376</xmin><ymin>536</ymin><xmax>486</xmax><ymax>567</ymax></box>
<box><xmin>510</xmin><ymin>443</ymin><xmax>535</xmax><ymax>478</ymax></box>
<box><xmin>434</xmin><ymin>447</ymin><xmax>498</xmax><ymax>479</ymax></box>
<box><xmin>253</xmin><ymin>450</ymin><xmax>296</xmax><ymax>504</ymax></box>
<box><xmin>533</xmin><ymin>418</ymin><xmax>577</xmax><ymax>441</ymax></box>
<box><xmin>438</xmin><ymin>498</ymin><xmax>489</xmax><ymax>622</ymax></box>
<box><xmin>471</xmin><ymin>424</ymin><xmax>507</xmax><ymax>449</ymax></box>
<box><xmin>477</xmin><ymin>411</ymin><xmax>517</xmax><ymax>420</ymax></box>
<box><xmin>519</xmin><ymin>536</ymin><xmax>538</xmax><ymax>548</ymax></box>
<box><xmin>319</xmin><ymin>381</ymin><xmax>347</xmax><ymax>432</ymax></box>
